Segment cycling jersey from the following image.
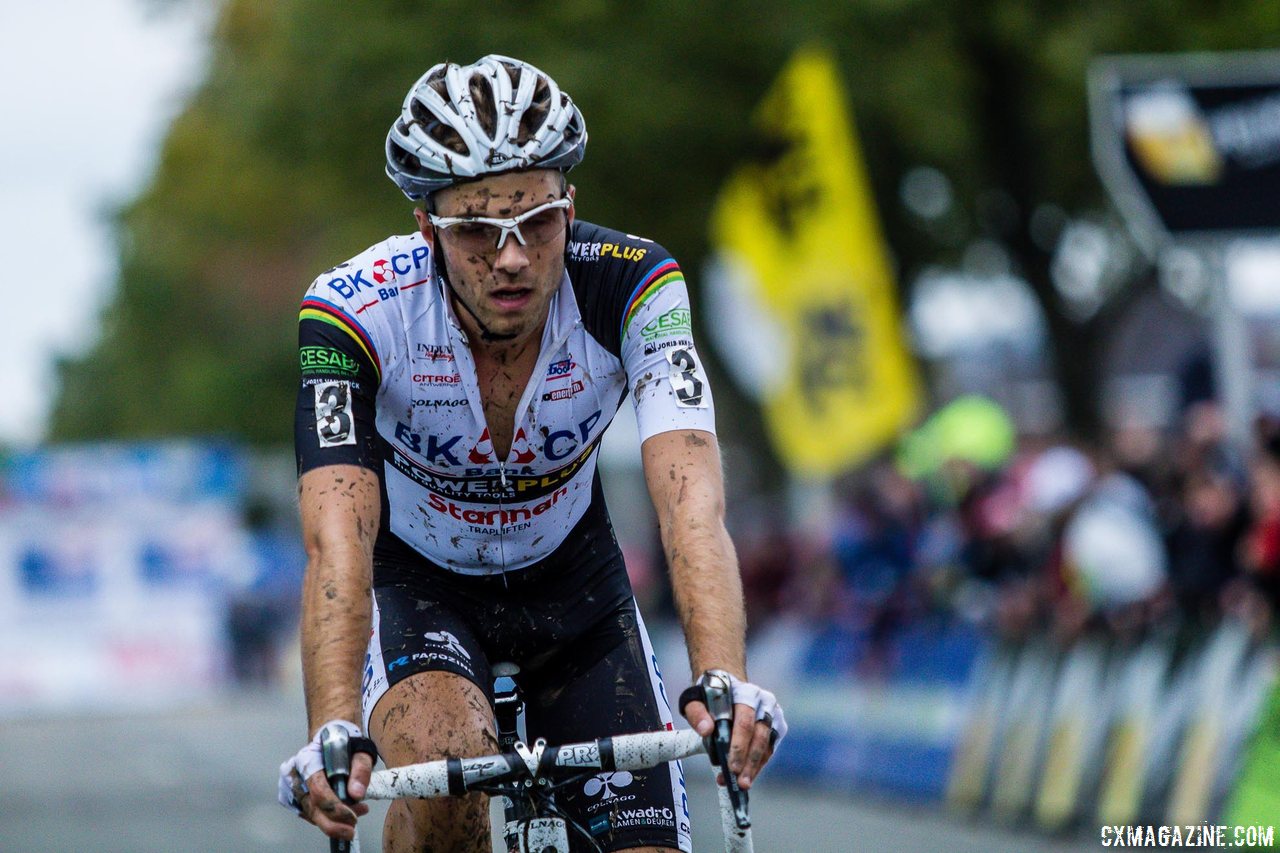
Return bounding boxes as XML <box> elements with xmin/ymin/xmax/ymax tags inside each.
<box><xmin>294</xmin><ymin>220</ymin><xmax>716</xmax><ymax>575</ymax></box>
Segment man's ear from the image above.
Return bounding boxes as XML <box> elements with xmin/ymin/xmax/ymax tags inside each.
<box><xmin>414</xmin><ymin>207</ymin><xmax>435</xmax><ymax>250</ymax></box>
<box><xmin>566</xmin><ymin>184</ymin><xmax>576</xmax><ymax>225</ymax></box>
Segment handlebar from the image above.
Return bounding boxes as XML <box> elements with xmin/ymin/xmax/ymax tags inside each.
<box><xmin>363</xmin><ymin>727</ymin><xmax>752</xmax><ymax>852</ymax></box>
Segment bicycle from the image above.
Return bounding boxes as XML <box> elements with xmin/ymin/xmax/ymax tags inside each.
<box><xmin>320</xmin><ymin>667</ymin><xmax>754</xmax><ymax>852</ymax></box>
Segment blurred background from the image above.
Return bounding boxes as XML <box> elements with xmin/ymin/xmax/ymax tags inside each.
<box><xmin>5</xmin><ymin>0</ymin><xmax>1280</xmax><ymax>850</ymax></box>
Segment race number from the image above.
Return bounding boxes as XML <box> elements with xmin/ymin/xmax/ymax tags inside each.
<box><xmin>315</xmin><ymin>381</ymin><xmax>356</xmax><ymax>447</ymax></box>
<box><xmin>666</xmin><ymin>348</ymin><xmax>706</xmax><ymax>408</ymax></box>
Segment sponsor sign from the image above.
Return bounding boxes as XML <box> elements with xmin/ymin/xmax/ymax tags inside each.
<box><xmin>325</xmin><ymin>247</ymin><xmax>430</xmax><ymax>299</ymax></box>
<box><xmin>393</xmin><ymin>411</ymin><xmax>602</xmax><ymax>468</ymax></box>
<box><xmin>413</xmin><ymin>373</ymin><xmax>462</xmax><ymax>385</ymax></box>
<box><xmin>612</xmin><ymin>806</ymin><xmax>677</xmax><ymax>830</ymax></box>
<box><xmin>546</xmin><ymin>358</ymin><xmax>576</xmax><ymax>379</ymax></box>
<box><xmin>542</xmin><ymin>380</ymin><xmax>585</xmax><ymax>402</ymax></box>
<box><xmin>412</xmin><ymin>399</ymin><xmax>467</xmax><ymax>408</ymax></box>
<box><xmin>389</xmin><ymin>437</ymin><xmax>601</xmax><ymax>503</ymax></box>
<box><xmin>1090</xmin><ymin>51</ymin><xmax>1280</xmax><ymax>237</ymax></box>
<box><xmin>643</xmin><ymin>337</ymin><xmax>694</xmax><ymax>357</ymax></box>
<box><xmin>300</xmin><ymin>346</ymin><xmax>360</xmax><ymax>376</ymax></box>
<box><xmin>384</xmin><ymin>630</ymin><xmax>475</xmax><ymax>678</ymax></box>
<box><xmin>556</xmin><ymin>743</ymin><xmax>602</xmax><ymax>768</ymax></box>
<box><xmin>567</xmin><ymin>240</ymin><xmax>651</xmax><ymax>264</ymax></box>
<box><xmin>641</xmin><ymin>307</ymin><xmax>692</xmax><ymax>341</ymax></box>
<box><xmin>584</xmin><ymin>771</ymin><xmax>635</xmax><ymax>803</ymax></box>
<box><xmin>419</xmin><ymin>487</ymin><xmax>570</xmax><ymax>528</ymax></box>
<box><xmin>415</xmin><ymin>343</ymin><xmax>455</xmax><ymax>362</ymax></box>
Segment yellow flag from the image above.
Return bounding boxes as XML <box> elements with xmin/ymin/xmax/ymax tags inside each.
<box><xmin>711</xmin><ymin>46</ymin><xmax>921</xmax><ymax>476</ymax></box>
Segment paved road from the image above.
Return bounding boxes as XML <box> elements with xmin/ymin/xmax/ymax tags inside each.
<box><xmin>0</xmin><ymin>689</ymin><xmax>1099</xmax><ymax>852</ymax></box>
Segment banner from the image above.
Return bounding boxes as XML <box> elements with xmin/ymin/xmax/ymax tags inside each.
<box><xmin>0</xmin><ymin>442</ymin><xmax>255</xmax><ymax>715</ymax></box>
<box><xmin>710</xmin><ymin>46</ymin><xmax>920</xmax><ymax>476</ymax></box>
<box><xmin>1090</xmin><ymin>51</ymin><xmax>1280</xmax><ymax>239</ymax></box>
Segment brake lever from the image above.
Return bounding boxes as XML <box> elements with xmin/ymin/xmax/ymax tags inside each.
<box><xmin>320</xmin><ymin>724</ymin><xmax>355</xmax><ymax>853</ymax></box>
<box><xmin>701</xmin><ymin>670</ymin><xmax>750</xmax><ymax>829</ymax></box>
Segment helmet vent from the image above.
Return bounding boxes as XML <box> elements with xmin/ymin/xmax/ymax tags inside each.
<box><xmin>516</xmin><ymin>78</ymin><xmax>552</xmax><ymax>145</ymax></box>
<box><xmin>469</xmin><ymin>73</ymin><xmax>497</xmax><ymax>138</ymax></box>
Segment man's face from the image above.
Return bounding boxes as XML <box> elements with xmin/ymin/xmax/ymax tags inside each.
<box><xmin>419</xmin><ymin>169</ymin><xmax>573</xmax><ymax>344</ymax></box>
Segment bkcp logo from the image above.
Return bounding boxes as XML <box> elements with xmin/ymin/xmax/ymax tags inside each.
<box><xmin>372</xmin><ymin>258</ymin><xmax>396</xmax><ymax>284</ymax></box>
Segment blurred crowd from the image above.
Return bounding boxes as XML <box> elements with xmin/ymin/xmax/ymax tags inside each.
<box><xmin>724</xmin><ymin>387</ymin><xmax>1280</xmax><ymax>679</ymax></box>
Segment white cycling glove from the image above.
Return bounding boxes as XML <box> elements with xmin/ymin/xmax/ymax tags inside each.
<box><xmin>725</xmin><ymin>672</ymin><xmax>788</xmax><ymax>746</ymax></box>
<box><xmin>277</xmin><ymin>719</ymin><xmax>372</xmax><ymax>815</ymax></box>
<box><xmin>679</xmin><ymin>671</ymin><xmax>788</xmax><ymax>747</ymax></box>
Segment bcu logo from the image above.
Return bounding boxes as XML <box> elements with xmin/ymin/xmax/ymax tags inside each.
<box><xmin>546</xmin><ymin>358</ymin><xmax>576</xmax><ymax>378</ymax></box>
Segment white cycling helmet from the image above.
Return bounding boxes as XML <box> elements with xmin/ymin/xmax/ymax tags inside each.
<box><xmin>386</xmin><ymin>54</ymin><xmax>587</xmax><ymax>200</ymax></box>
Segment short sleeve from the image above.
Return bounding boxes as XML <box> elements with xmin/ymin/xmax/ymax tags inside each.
<box><xmin>294</xmin><ymin>294</ymin><xmax>381</xmax><ymax>475</ymax></box>
<box><xmin>618</xmin><ymin>259</ymin><xmax>717</xmax><ymax>442</ymax></box>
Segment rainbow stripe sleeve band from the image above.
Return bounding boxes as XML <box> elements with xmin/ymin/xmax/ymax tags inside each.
<box><xmin>620</xmin><ymin>259</ymin><xmax>683</xmax><ymax>339</ymax></box>
<box><xmin>299</xmin><ymin>297</ymin><xmax>382</xmax><ymax>379</ymax></box>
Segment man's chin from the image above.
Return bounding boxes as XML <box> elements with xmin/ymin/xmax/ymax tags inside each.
<box><xmin>476</xmin><ymin>314</ymin><xmax>534</xmax><ymax>342</ymax></box>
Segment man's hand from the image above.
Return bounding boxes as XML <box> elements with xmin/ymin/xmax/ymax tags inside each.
<box><xmin>278</xmin><ymin>721</ymin><xmax>377</xmax><ymax>841</ymax></box>
<box><xmin>680</xmin><ymin>673</ymin><xmax>787</xmax><ymax>790</ymax></box>
<box><xmin>291</xmin><ymin>754</ymin><xmax>374</xmax><ymax>841</ymax></box>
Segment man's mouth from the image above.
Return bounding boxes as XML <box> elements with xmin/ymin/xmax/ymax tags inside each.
<box><xmin>489</xmin><ymin>286</ymin><xmax>534</xmax><ymax>310</ymax></box>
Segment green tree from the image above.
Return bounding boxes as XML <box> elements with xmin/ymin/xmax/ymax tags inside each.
<box><xmin>49</xmin><ymin>0</ymin><xmax>1280</xmax><ymax>447</ymax></box>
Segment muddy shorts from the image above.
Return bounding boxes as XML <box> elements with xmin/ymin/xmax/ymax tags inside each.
<box><xmin>362</xmin><ymin>543</ymin><xmax>692</xmax><ymax>852</ymax></box>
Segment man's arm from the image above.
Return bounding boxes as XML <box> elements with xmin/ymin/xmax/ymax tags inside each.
<box><xmin>641</xmin><ymin>428</ymin><xmax>746</xmax><ymax>678</ymax></box>
<box><xmin>642</xmin><ymin>428</ymin><xmax>777</xmax><ymax>789</ymax></box>
<box><xmin>300</xmin><ymin>463</ymin><xmax>379</xmax><ymax>729</ymax></box>
<box><xmin>294</xmin><ymin>462</ymin><xmax>380</xmax><ymax>839</ymax></box>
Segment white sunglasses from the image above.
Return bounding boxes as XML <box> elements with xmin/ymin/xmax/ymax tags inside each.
<box><xmin>428</xmin><ymin>198</ymin><xmax>572</xmax><ymax>252</ymax></box>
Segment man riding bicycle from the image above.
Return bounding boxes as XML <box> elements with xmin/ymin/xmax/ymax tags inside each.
<box><xmin>278</xmin><ymin>55</ymin><xmax>786</xmax><ymax>852</ymax></box>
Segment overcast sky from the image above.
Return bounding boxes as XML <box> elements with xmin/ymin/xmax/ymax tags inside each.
<box><xmin>0</xmin><ymin>1</ymin><xmax>211</xmax><ymax>446</ymax></box>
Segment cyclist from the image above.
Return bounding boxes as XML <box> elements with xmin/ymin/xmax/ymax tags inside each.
<box><xmin>278</xmin><ymin>55</ymin><xmax>786</xmax><ymax>852</ymax></box>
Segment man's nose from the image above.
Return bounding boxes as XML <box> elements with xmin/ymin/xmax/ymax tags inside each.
<box><xmin>493</xmin><ymin>236</ymin><xmax>531</xmax><ymax>274</ymax></box>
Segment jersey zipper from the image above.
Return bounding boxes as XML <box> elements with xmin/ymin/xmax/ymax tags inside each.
<box><xmin>497</xmin><ymin>462</ymin><xmax>509</xmax><ymax>583</ymax></box>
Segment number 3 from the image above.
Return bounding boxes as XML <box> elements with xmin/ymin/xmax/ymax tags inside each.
<box><xmin>315</xmin><ymin>381</ymin><xmax>356</xmax><ymax>446</ymax></box>
<box><xmin>667</xmin><ymin>348</ymin><xmax>705</xmax><ymax>408</ymax></box>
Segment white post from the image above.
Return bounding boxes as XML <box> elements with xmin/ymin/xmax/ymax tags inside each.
<box><xmin>1203</xmin><ymin>241</ymin><xmax>1254</xmax><ymax>450</ymax></box>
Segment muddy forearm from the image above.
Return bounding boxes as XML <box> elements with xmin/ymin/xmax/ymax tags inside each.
<box><xmin>298</xmin><ymin>465</ymin><xmax>380</xmax><ymax>734</ymax></box>
<box><xmin>643</xmin><ymin>430</ymin><xmax>747</xmax><ymax>679</ymax></box>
